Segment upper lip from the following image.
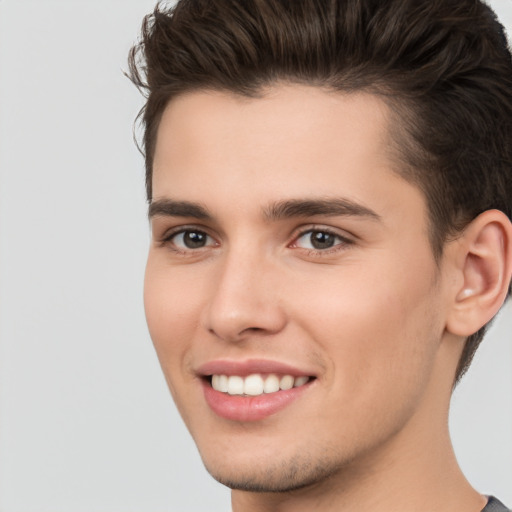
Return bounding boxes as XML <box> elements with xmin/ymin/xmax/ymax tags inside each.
<box><xmin>196</xmin><ymin>358</ymin><xmax>316</xmax><ymax>378</ymax></box>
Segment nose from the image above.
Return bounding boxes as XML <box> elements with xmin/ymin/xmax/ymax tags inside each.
<box><xmin>201</xmin><ymin>250</ymin><xmax>287</xmax><ymax>343</ymax></box>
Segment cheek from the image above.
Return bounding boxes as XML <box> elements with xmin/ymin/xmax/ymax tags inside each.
<box><xmin>143</xmin><ymin>254</ymin><xmax>203</xmax><ymax>374</ymax></box>
<box><xmin>143</xmin><ymin>256</ymin><xmax>212</xmax><ymax>426</ymax></box>
<box><xmin>290</xmin><ymin>253</ymin><xmax>442</xmax><ymax>398</ymax></box>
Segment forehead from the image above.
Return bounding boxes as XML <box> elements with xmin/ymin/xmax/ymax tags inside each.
<box><xmin>152</xmin><ymin>85</ymin><xmax>425</xmax><ymax>226</ymax></box>
<box><xmin>154</xmin><ymin>85</ymin><xmax>391</xmax><ymax>176</ymax></box>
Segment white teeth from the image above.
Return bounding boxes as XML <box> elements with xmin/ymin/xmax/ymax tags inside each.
<box><xmin>294</xmin><ymin>376</ymin><xmax>309</xmax><ymax>387</ymax></box>
<box><xmin>211</xmin><ymin>373</ymin><xmax>310</xmax><ymax>396</ymax></box>
<box><xmin>263</xmin><ymin>374</ymin><xmax>280</xmax><ymax>393</ymax></box>
<box><xmin>227</xmin><ymin>375</ymin><xmax>244</xmax><ymax>395</ymax></box>
<box><xmin>218</xmin><ymin>374</ymin><xmax>229</xmax><ymax>392</ymax></box>
<box><xmin>244</xmin><ymin>374</ymin><xmax>264</xmax><ymax>396</ymax></box>
<box><xmin>279</xmin><ymin>375</ymin><xmax>294</xmax><ymax>390</ymax></box>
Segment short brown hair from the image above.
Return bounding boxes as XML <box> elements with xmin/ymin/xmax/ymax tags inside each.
<box><xmin>128</xmin><ymin>0</ymin><xmax>512</xmax><ymax>381</ymax></box>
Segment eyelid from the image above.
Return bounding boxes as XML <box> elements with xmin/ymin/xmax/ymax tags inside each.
<box><xmin>158</xmin><ymin>224</ymin><xmax>219</xmax><ymax>251</ymax></box>
<box><xmin>289</xmin><ymin>225</ymin><xmax>355</xmax><ymax>252</ymax></box>
<box><xmin>157</xmin><ymin>223</ymin><xmax>211</xmax><ymax>240</ymax></box>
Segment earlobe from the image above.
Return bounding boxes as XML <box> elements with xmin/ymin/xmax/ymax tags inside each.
<box><xmin>446</xmin><ymin>210</ymin><xmax>512</xmax><ymax>337</ymax></box>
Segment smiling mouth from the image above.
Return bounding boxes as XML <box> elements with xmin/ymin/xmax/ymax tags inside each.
<box><xmin>209</xmin><ymin>373</ymin><xmax>313</xmax><ymax>396</ymax></box>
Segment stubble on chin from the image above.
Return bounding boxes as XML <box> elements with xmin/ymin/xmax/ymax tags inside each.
<box><xmin>202</xmin><ymin>448</ymin><xmax>354</xmax><ymax>494</ymax></box>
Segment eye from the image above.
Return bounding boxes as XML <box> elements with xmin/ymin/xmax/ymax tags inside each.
<box><xmin>293</xmin><ymin>229</ymin><xmax>350</xmax><ymax>251</ymax></box>
<box><xmin>165</xmin><ymin>229</ymin><xmax>216</xmax><ymax>250</ymax></box>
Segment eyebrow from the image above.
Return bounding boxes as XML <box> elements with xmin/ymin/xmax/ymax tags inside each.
<box><xmin>263</xmin><ymin>198</ymin><xmax>381</xmax><ymax>222</ymax></box>
<box><xmin>148</xmin><ymin>197</ymin><xmax>381</xmax><ymax>222</ymax></box>
<box><xmin>148</xmin><ymin>199</ymin><xmax>212</xmax><ymax>220</ymax></box>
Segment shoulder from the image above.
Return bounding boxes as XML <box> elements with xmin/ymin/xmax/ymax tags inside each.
<box><xmin>483</xmin><ymin>497</ymin><xmax>511</xmax><ymax>512</ymax></box>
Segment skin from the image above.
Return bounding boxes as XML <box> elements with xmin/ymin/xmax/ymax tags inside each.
<box><xmin>145</xmin><ymin>85</ymin><xmax>498</xmax><ymax>512</ymax></box>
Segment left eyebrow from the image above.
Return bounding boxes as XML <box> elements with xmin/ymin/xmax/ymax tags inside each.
<box><xmin>263</xmin><ymin>198</ymin><xmax>381</xmax><ymax>222</ymax></box>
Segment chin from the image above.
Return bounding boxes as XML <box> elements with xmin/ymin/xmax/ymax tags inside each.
<box><xmin>199</xmin><ymin>445</ymin><xmax>347</xmax><ymax>493</ymax></box>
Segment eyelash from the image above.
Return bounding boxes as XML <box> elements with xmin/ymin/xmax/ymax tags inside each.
<box><xmin>158</xmin><ymin>225</ymin><xmax>354</xmax><ymax>256</ymax></box>
<box><xmin>159</xmin><ymin>226</ymin><xmax>217</xmax><ymax>254</ymax></box>
<box><xmin>290</xmin><ymin>226</ymin><xmax>354</xmax><ymax>255</ymax></box>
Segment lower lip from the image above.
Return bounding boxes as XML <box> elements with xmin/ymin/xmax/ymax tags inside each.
<box><xmin>202</xmin><ymin>379</ymin><xmax>312</xmax><ymax>422</ymax></box>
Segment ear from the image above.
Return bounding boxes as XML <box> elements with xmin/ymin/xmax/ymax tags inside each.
<box><xmin>446</xmin><ymin>209</ymin><xmax>512</xmax><ymax>337</ymax></box>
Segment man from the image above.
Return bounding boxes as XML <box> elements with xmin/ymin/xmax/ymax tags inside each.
<box><xmin>129</xmin><ymin>1</ymin><xmax>512</xmax><ymax>510</ymax></box>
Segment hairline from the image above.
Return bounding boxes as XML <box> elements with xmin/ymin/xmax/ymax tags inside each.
<box><xmin>147</xmin><ymin>80</ymin><xmax>451</xmax><ymax>262</ymax></box>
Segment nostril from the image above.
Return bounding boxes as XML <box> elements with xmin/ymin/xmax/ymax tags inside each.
<box><xmin>201</xmin><ymin>281</ymin><xmax>288</xmax><ymax>342</ymax></box>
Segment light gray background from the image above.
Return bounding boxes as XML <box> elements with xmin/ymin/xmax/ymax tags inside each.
<box><xmin>0</xmin><ymin>1</ymin><xmax>510</xmax><ymax>511</ymax></box>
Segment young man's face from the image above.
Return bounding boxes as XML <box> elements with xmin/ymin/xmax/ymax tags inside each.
<box><xmin>145</xmin><ymin>85</ymin><xmax>457</xmax><ymax>492</ymax></box>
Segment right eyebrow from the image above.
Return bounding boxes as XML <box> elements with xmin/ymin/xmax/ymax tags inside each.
<box><xmin>148</xmin><ymin>199</ymin><xmax>212</xmax><ymax>220</ymax></box>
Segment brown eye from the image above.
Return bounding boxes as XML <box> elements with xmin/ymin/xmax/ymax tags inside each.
<box><xmin>294</xmin><ymin>229</ymin><xmax>350</xmax><ymax>251</ymax></box>
<box><xmin>169</xmin><ymin>230</ymin><xmax>215</xmax><ymax>250</ymax></box>
<box><xmin>309</xmin><ymin>231</ymin><xmax>337</xmax><ymax>249</ymax></box>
